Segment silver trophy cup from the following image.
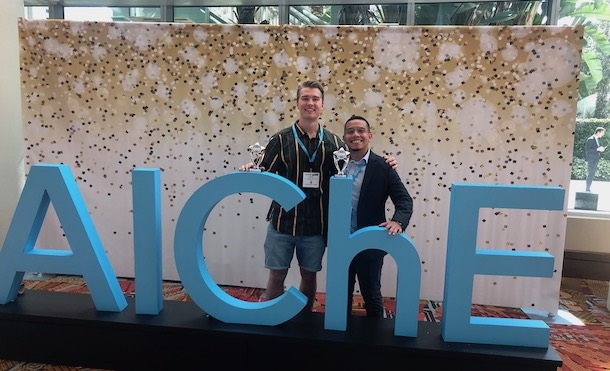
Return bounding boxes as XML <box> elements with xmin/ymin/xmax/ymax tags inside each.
<box><xmin>333</xmin><ymin>147</ymin><xmax>350</xmax><ymax>176</ymax></box>
<box><xmin>247</xmin><ymin>142</ymin><xmax>266</xmax><ymax>172</ymax></box>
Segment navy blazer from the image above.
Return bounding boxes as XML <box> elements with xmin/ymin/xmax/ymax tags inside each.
<box><xmin>355</xmin><ymin>151</ymin><xmax>413</xmax><ymax>233</ymax></box>
<box><xmin>585</xmin><ymin>135</ymin><xmax>600</xmax><ymax>163</ymax></box>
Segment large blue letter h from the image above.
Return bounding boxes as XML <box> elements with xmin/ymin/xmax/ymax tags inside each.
<box><xmin>325</xmin><ymin>176</ymin><xmax>421</xmax><ymax>336</ymax></box>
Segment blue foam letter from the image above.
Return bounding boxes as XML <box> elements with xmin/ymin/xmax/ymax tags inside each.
<box><xmin>325</xmin><ymin>176</ymin><xmax>421</xmax><ymax>336</ymax></box>
<box><xmin>174</xmin><ymin>172</ymin><xmax>308</xmax><ymax>325</ymax></box>
<box><xmin>133</xmin><ymin>168</ymin><xmax>163</xmax><ymax>314</ymax></box>
<box><xmin>0</xmin><ymin>164</ymin><xmax>127</xmax><ymax>311</ymax></box>
<box><xmin>441</xmin><ymin>183</ymin><xmax>564</xmax><ymax>348</ymax></box>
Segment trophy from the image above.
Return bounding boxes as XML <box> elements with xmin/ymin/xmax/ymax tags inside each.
<box><xmin>333</xmin><ymin>147</ymin><xmax>350</xmax><ymax>176</ymax></box>
<box><xmin>247</xmin><ymin>142</ymin><xmax>266</xmax><ymax>172</ymax></box>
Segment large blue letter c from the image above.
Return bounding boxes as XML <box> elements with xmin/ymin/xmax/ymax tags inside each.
<box><xmin>174</xmin><ymin>172</ymin><xmax>307</xmax><ymax>325</ymax></box>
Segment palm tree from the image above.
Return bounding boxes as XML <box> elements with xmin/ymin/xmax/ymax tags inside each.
<box><xmin>235</xmin><ymin>6</ymin><xmax>257</xmax><ymax>24</ymax></box>
<box><xmin>337</xmin><ymin>2</ymin><xmax>543</xmax><ymax>26</ymax></box>
<box><xmin>559</xmin><ymin>0</ymin><xmax>610</xmax><ymax>117</ymax></box>
<box><xmin>414</xmin><ymin>1</ymin><xmax>544</xmax><ymax>25</ymax></box>
<box><xmin>338</xmin><ymin>5</ymin><xmax>377</xmax><ymax>25</ymax></box>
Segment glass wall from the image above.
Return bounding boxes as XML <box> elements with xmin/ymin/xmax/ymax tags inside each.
<box><xmin>415</xmin><ymin>1</ymin><xmax>548</xmax><ymax>25</ymax></box>
<box><xmin>289</xmin><ymin>4</ymin><xmax>408</xmax><ymax>25</ymax></box>
<box><xmin>20</xmin><ymin>1</ymin><xmax>553</xmax><ymax>26</ymax></box>
<box><xmin>174</xmin><ymin>7</ymin><xmax>213</xmax><ymax>23</ymax></box>
<box><xmin>174</xmin><ymin>6</ymin><xmax>279</xmax><ymax>24</ymax></box>
<box><xmin>24</xmin><ymin>6</ymin><xmax>48</xmax><ymax>20</ymax></box>
<box><xmin>64</xmin><ymin>7</ymin><xmax>115</xmax><ymax>21</ymax></box>
<box><xmin>558</xmin><ymin>0</ymin><xmax>610</xmax><ymax>211</ymax></box>
<box><xmin>112</xmin><ymin>7</ymin><xmax>162</xmax><ymax>22</ymax></box>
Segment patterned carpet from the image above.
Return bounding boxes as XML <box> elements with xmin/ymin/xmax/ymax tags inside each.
<box><xmin>1</xmin><ymin>276</ymin><xmax>608</xmax><ymax>370</ymax></box>
<box><xmin>551</xmin><ymin>279</ymin><xmax>610</xmax><ymax>371</ymax></box>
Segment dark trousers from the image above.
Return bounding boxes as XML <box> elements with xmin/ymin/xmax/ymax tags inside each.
<box><xmin>586</xmin><ymin>158</ymin><xmax>599</xmax><ymax>191</ymax></box>
<box><xmin>347</xmin><ymin>250</ymin><xmax>385</xmax><ymax>317</ymax></box>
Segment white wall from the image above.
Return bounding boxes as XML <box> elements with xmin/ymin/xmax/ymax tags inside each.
<box><xmin>0</xmin><ymin>2</ymin><xmax>25</xmax><ymax>247</ymax></box>
<box><xmin>565</xmin><ymin>214</ymin><xmax>610</xmax><ymax>253</ymax></box>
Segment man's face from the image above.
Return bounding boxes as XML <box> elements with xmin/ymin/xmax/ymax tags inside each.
<box><xmin>297</xmin><ymin>87</ymin><xmax>324</xmax><ymax>121</ymax></box>
<box><xmin>343</xmin><ymin>119</ymin><xmax>372</xmax><ymax>152</ymax></box>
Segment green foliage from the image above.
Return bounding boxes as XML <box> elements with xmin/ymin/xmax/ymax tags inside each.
<box><xmin>414</xmin><ymin>1</ymin><xmax>544</xmax><ymax>26</ymax></box>
<box><xmin>573</xmin><ymin>157</ymin><xmax>610</xmax><ymax>181</ymax></box>
<box><xmin>561</xmin><ymin>0</ymin><xmax>610</xmax><ymax>103</ymax></box>
<box><xmin>338</xmin><ymin>5</ymin><xmax>378</xmax><ymax>25</ymax></box>
<box><xmin>290</xmin><ymin>5</ymin><xmax>331</xmax><ymax>25</ymax></box>
<box><xmin>571</xmin><ymin>157</ymin><xmax>587</xmax><ymax>179</ymax></box>
<box><xmin>573</xmin><ymin>119</ymin><xmax>610</xmax><ymax>158</ymax></box>
<box><xmin>597</xmin><ymin>158</ymin><xmax>610</xmax><ymax>181</ymax></box>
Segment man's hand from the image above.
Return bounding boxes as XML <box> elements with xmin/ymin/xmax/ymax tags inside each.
<box><xmin>598</xmin><ymin>146</ymin><xmax>606</xmax><ymax>153</ymax></box>
<box><xmin>380</xmin><ymin>220</ymin><xmax>403</xmax><ymax>235</ymax></box>
<box><xmin>383</xmin><ymin>155</ymin><xmax>398</xmax><ymax>170</ymax></box>
<box><xmin>239</xmin><ymin>162</ymin><xmax>255</xmax><ymax>171</ymax></box>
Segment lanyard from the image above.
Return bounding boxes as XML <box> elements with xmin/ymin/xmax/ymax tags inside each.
<box><xmin>292</xmin><ymin>123</ymin><xmax>324</xmax><ymax>164</ymax></box>
<box><xmin>348</xmin><ymin>160</ymin><xmax>366</xmax><ymax>179</ymax></box>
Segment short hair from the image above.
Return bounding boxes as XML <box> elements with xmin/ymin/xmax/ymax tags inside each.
<box><xmin>595</xmin><ymin>127</ymin><xmax>606</xmax><ymax>134</ymax></box>
<box><xmin>344</xmin><ymin>115</ymin><xmax>371</xmax><ymax>131</ymax></box>
<box><xmin>297</xmin><ymin>80</ymin><xmax>324</xmax><ymax>102</ymax></box>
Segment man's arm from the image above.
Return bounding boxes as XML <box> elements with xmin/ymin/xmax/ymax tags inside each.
<box><xmin>239</xmin><ymin>134</ymin><xmax>280</xmax><ymax>172</ymax></box>
<box><xmin>387</xmin><ymin>167</ymin><xmax>413</xmax><ymax>229</ymax></box>
<box><xmin>378</xmin><ymin>166</ymin><xmax>413</xmax><ymax>235</ymax></box>
<box><xmin>259</xmin><ymin>134</ymin><xmax>281</xmax><ymax>172</ymax></box>
<box><xmin>383</xmin><ymin>154</ymin><xmax>398</xmax><ymax>170</ymax></box>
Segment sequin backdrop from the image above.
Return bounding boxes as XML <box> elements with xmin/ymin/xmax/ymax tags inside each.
<box><xmin>19</xmin><ymin>19</ymin><xmax>583</xmax><ymax>313</ymax></box>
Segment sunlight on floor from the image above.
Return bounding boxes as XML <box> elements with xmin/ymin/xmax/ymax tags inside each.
<box><xmin>521</xmin><ymin>307</ymin><xmax>585</xmax><ymax>326</ymax></box>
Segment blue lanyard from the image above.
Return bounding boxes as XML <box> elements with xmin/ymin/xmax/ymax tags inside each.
<box><xmin>348</xmin><ymin>160</ymin><xmax>366</xmax><ymax>179</ymax></box>
<box><xmin>292</xmin><ymin>123</ymin><xmax>324</xmax><ymax>164</ymax></box>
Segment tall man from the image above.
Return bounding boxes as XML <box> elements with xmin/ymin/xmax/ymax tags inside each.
<box><xmin>342</xmin><ymin>115</ymin><xmax>413</xmax><ymax>317</ymax></box>
<box><xmin>585</xmin><ymin>126</ymin><xmax>606</xmax><ymax>192</ymax></box>
<box><xmin>240</xmin><ymin>81</ymin><xmax>397</xmax><ymax>311</ymax></box>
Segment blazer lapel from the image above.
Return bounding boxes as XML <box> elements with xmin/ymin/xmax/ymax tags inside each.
<box><xmin>360</xmin><ymin>151</ymin><xmax>379</xmax><ymax>194</ymax></box>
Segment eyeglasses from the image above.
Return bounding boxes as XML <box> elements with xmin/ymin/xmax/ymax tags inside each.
<box><xmin>344</xmin><ymin>127</ymin><xmax>369</xmax><ymax>135</ymax></box>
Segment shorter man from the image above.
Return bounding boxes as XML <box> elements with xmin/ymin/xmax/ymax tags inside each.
<box><xmin>585</xmin><ymin>127</ymin><xmax>606</xmax><ymax>192</ymax></box>
<box><xmin>342</xmin><ymin>115</ymin><xmax>413</xmax><ymax>317</ymax></box>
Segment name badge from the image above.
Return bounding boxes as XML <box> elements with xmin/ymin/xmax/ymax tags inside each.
<box><xmin>302</xmin><ymin>172</ymin><xmax>320</xmax><ymax>188</ymax></box>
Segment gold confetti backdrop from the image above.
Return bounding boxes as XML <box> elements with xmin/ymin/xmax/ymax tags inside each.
<box><xmin>19</xmin><ymin>19</ymin><xmax>583</xmax><ymax>312</ymax></box>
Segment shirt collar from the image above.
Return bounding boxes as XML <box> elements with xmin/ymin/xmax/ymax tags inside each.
<box><xmin>362</xmin><ymin>149</ymin><xmax>371</xmax><ymax>164</ymax></box>
<box><xmin>294</xmin><ymin>120</ymin><xmax>320</xmax><ymax>139</ymax></box>
<box><xmin>352</xmin><ymin>149</ymin><xmax>370</xmax><ymax>164</ymax></box>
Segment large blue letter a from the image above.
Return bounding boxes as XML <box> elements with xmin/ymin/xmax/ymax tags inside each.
<box><xmin>0</xmin><ymin>164</ymin><xmax>126</xmax><ymax>311</ymax></box>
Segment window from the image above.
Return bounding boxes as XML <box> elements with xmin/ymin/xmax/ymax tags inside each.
<box><xmin>289</xmin><ymin>4</ymin><xmax>408</xmax><ymax>25</ymax></box>
<box><xmin>174</xmin><ymin>6</ymin><xmax>279</xmax><ymax>24</ymax></box>
<box><xmin>24</xmin><ymin>6</ymin><xmax>48</xmax><ymax>20</ymax></box>
<box><xmin>415</xmin><ymin>1</ymin><xmax>548</xmax><ymax>25</ymax></box>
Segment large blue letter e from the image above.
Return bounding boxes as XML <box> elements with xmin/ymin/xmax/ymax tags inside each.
<box><xmin>441</xmin><ymin>183</ymin><xmax>564</xmax><ymax>348</ymax></box>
